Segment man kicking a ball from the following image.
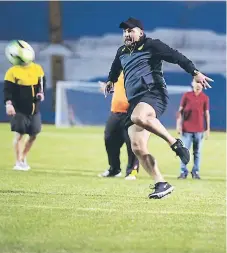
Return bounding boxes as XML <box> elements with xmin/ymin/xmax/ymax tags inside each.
<box><xmin>101</xmin><ymin>17</ymin><xmax>213</xmax><ymax>199</ymax></box>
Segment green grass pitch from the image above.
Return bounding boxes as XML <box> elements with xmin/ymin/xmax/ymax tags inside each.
<box><xmin>0</xmin><ymin>124</ymin><xmax>225</xmax><ymax>253</ymax></box>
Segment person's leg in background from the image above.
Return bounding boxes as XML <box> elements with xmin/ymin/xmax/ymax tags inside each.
<box><xmin>20</xmin><ymin>134</ymin><xmax>37</xmax><ymax>170</ymax></box>
<box><xmin>99</xmin><ymin>112</ymin><xmax>124</xmax><ymax>177</ymax></box>
<box><xmin>191</xmin><ymin>132</ymin><xmax>204</xmax><ymax>179</ymax></box>
<box><xmin>178</xmin><ymin>132</ymin><xmax>193</xmax><ymax>179</ymax></box>
<box><xmin>13</xmin><ymin>132</ymin><xmax>26</xmax><ymax>170</ymax></box>
<box><xmin>10</xmin><ymin>112</ymin><xmax>29</xmax><ymax>171</ymax></box>
<box><xmin>20</xmin><ymin>113</ymin><xmax>42</xmax><ymax>170</ymax></box>
<box><xmin>123</xmin><ymin>125</ymin><xmax>139</xmax><ymax>180</ymax></box>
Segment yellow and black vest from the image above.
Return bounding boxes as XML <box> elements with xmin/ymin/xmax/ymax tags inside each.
<box><xmin>4</xmin><ymin>62</ymin><xmax>45</xmax><ymax>115</ymax></box>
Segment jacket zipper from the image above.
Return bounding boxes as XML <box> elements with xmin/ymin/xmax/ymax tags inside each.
<box><xmin>31</xmin><ymin>85</ymin><xmax>35</xmax><ymax>115</ymax></box>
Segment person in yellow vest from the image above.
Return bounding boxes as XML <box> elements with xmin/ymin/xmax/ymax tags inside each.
<box><xmin>99</xmin><ymin>72</ymin><xmax>139</xmax><ymax>180</ymax></box>
<box><xmin>4</xmin><ymin>61</ymin><xmax>45</xmax><ymax>171</ymax></box>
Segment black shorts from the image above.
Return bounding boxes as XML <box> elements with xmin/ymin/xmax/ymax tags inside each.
<box><xmin>125</xmin><ymin>89</ymin><xmax>169</xmax><ymax>129</ymax></box>
<box><xmin>10</xmin><ymin>112</ymin><xmax>42</xmax><ymax>136</ymax></box>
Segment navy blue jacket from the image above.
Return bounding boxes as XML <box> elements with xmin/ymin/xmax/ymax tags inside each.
<box><xmin>107</xmin><ymin>36</ymin><xmax>197</xmax><ymax>101</ymax></box>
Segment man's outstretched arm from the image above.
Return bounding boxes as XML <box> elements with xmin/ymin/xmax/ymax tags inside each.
<box><xmin>150</xmin><ymin>39</ymin><xmax>214</xmax><ymax>88</ymax></box>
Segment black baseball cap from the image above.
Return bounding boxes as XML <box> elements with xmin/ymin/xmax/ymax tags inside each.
<box><xmin>119</xmin><ymin>17</ymin><xmax>144</xmax><ymax>30</ymax></box>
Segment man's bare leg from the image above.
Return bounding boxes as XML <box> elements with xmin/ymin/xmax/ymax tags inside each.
<box><xmin>128</xmin><ymin>124</ymin><xmax>165</xmax><ymax>183</ymax></box>
<box><xmin>131</xmin><ymin>102</ymin><xmax>176</xmax><ymax>146</ymax></box>
<box><xmin>13</xmin><ymin>133</ymin><xmax>25</xmax><ymax>163</ymax></box>
<box><xmin>131</xmin><ymin>102</ymin><xmax>190</xmax><ymax>165</ymax></box>
<box><xmin>21</xmin><ymin>135</ymin><xmax>37</xmax><ymax>164</ymax></box>
<box><xmin>128</xmin><ymin>124</ymin><xmax>174</xmax><ymax>199</ymax></box>
<box><xmin>21</xmin><ymin>135</ymin><xmax>36</xmax><ymax>170</ymax></box>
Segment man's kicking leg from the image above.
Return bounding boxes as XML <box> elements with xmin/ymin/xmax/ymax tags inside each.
<box><xmin>128</xmin><ymin>124</ymin><xmax>174</xmax><ymax>199</ymax></box>
<box><xmin>131</xmin><ymin>102</ymin><xmax>190</xmax><ymax>165</ymax></box>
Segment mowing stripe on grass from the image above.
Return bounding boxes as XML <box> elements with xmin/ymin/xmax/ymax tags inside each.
<box><xmin>1</xmin><ymin>204</ymin><xmax>226</xmax><ymax>217</ymax></box>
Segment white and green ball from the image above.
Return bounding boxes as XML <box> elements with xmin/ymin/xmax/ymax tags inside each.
<box><xmin>5</xmin><ymin>40</ymin><xmax>35</xmax><ymax>65</ymax></box>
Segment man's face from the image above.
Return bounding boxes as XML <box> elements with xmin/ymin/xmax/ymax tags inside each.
<box><xmin>123</xmin><ymin>27</ymin><xmax>143</xmax><ymax>46</ymax></box>
<box><xmin>192</xmin><ymin>81</ymin><xmax>203</xmax><ymax>92</ymax></box>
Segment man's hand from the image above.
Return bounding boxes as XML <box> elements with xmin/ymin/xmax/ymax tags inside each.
<box><xmin>193</xmin><ymin>71</ymin><xmax>214</xmax><ymax>89</ymax></box>
<box><xmin>36</xmin><ymin>92</ymin><xmax>45</xmax><ymax>102</ymax></box>
<box><xmin>98</xmin><ymin>81</ymin><xmax>114</xmax><ymax>98</ymax></box>
<box><xmin>205</xmin><ymin>129</ymin><xmax>210</xmax><ymax>140</ymax></box>
<box><xmin>5</xmin><ymin>101</ymin><xmax>16</xmax><ymax>116</ymax></box>
<box><xmin>99</xmin><ymin>81</ymin><xmax>106</xmax><ymax>93</ymax></box>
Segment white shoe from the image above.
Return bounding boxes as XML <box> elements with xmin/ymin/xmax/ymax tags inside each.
<box><xmin>125</xmin><ymin>169</ymin><xmax>138</xmax><ymax>180</ymax></box>
<box><xmin>125</xmin><ymin>175</ymin><xmax>137</xmax><ymax>180</ymax></box>
<box><xmin>13</xmin><ymin>161</ymin><xmax>30</xmax><ymax>171</ymax></box>
<box><xmin>98</xmin><ymin>169</ymin><xmax>122</xmax><ymax>178</ymax></box>
<box><xmin>22</xmin><ymin>158</ymin><xmax>31</xmax><ymax>170</ymax></box>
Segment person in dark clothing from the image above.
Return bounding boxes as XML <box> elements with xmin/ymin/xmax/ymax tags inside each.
<box><xmin>100</xmin><ymin>17</ymin><xmax>213</xmax><ymax>199</ymax></box>
<box><xmin>99</xmin><ymin>72</ymin><xmax>139</xmax><ymax>180</ymax></box>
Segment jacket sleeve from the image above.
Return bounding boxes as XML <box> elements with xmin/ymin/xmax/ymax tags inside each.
<box><xmin>38</xmin><ymin>65</ymin><xmax>46</xmax><ymax>94</ymax></box>
<box><xmin>3</xmin><ymin>69</ymin><xmax>15</xmax><ymax>104</ymax></box>
<box><xmin>151</xmin><ymin>39</ymin><xmax>198</xmax><ymax>75</ymax></box>
<box><xmin>4</xmin><ymin>81</ymin><xmax>14</xmax><ymax>104</ymax></box>
<box><xmin>38</xmin><ymin>76</ymin><xmax>46</xmax><ymax>94</ymax></box>
<box><xmin>107</xmin><ymin>46</ymin><xmax>123</xmax><ymax>83</ymax></box>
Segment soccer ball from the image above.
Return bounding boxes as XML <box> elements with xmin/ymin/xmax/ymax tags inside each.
<box><xmin>5</xmin><ymin>40</ymin><xmax>35</xmax><ymax>65</ymax></box>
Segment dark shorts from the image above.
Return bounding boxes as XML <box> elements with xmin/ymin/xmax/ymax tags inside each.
<box><xmin>10</xmin><ymin>112</ymin><xmax>42</xmax><ymax>136</ymax></box>
<box><xmin>125</xmin><ymin>88</ymin><xmax>169</xmax><ymax>129</ymax></box>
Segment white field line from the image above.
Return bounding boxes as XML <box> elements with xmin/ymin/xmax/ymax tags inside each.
<box><xmin>161</xmin><ymin>174</ymin><xmax>225</xmax><ymax>180</ymax></box>
<box><xmin>41</xmin><ymin>132</ymin><xmax>102</xmax><ymax>138</ymax></box>
<box><xmin>16</xmin><ymin>166</ymin><xmax>226</xmax><ymax>181</ymax></box>
<box><xmin>1</xmin><ymin>204</ymin><xmax>226</xmax><ymax>217</ymax></box>
<box><xmin>40</xmin><ymin>131</ymin><xmax>226</xmax><ymax>142</ymax></box>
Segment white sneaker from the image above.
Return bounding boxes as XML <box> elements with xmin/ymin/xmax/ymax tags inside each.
<box><xmin>22</xmin><ymin>158</ymin><xmax>31</xmax><ymax>170</ymax></box>
<box><xmin>125</xmin><ymin>169</ymin><xmax>138</xmax><ymax>180</ymax></box>
<box><xmin>125</xmin><ymin>175</ymin><xmax>137</xmax><ymax>180</ymax></box>
<box><xmin>98</xmin><ymin>169</ymin><xmax>122</xmax><ymax>178</ymax></box>
<box><xmin>13</xmin><ymin>161</ymin><xmax>30</xmax><ymax>171</ymax></box>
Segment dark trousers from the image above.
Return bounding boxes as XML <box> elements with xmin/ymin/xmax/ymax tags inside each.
<box><xmin>104</xmin><ymin>112</ymin><xmax>139</xmax><ymax>176</ymax></box>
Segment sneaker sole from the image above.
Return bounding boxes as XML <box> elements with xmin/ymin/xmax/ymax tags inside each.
<box><xmin>148</xmin><ymin>186</ymin><xmax>174</xmax><ymax>199</ymax></box>
<box><xmin>98</xmin><ymin>172</ymin><xmax>122</xmax><ymax>178</ymax></box>
<box><xmin>13</xmin><ymin>167</ymin><xmax>30</xmax><ymax>171</ymax></box>
<box><xmin>177</xmin><ymin>176</ymin><xmax>188</xmax><ymax>179</ymax></box>
<box><xmin>125</xmin><ymin>175</ymin><xmax>136</xmax><ymax>180</ymax></box>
